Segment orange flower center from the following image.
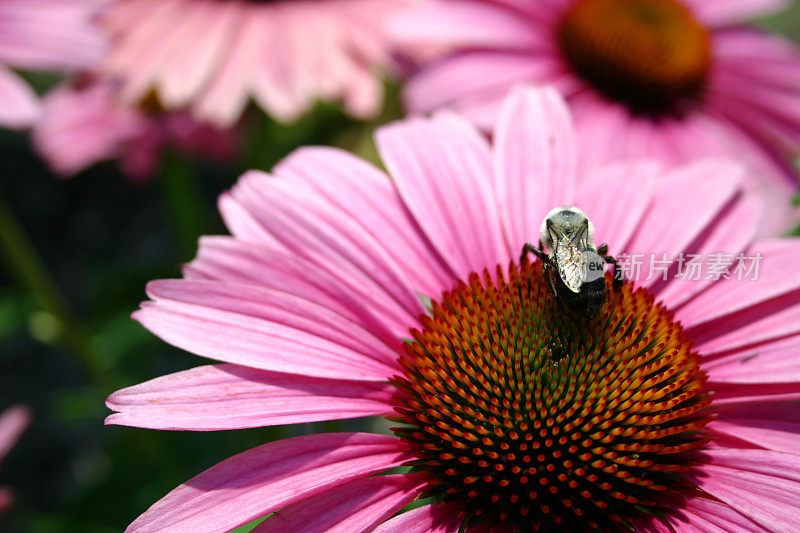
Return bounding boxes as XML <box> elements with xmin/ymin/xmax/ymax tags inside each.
<box><xmin>391</xmin><ymin>260</ymin><xmax>711</xmax><ymax>531</ymax></box>
<box><xmin>558</xmin><ymin>0</ymin><xmax>710</xmax><ymax>116</ymax></box>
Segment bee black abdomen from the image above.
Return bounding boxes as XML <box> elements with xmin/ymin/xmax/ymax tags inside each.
<box><xmin>559</xmin><ymin>277</ymin><xmax>607</xmax><ymax>318</ymax></box>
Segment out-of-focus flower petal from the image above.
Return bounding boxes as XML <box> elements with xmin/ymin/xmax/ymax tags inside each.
<box><xmin>0</xmin><ymin>65</ymin><xmax>39</xmax><ymax>128</ymax></box>
<box><xmin>0</xmin><ymin>405</ymin><xmax>30</xmax><ymax>462</ymax></box>
<box><xmin>32</xmin><ymin>80</ymin><xmax>237</xmax><ymax>180</ymax></box>
<box><xmin>101</xmin><ymin>0</ymin><xmax>415</xmax><ymax>125</ymax></box>
<box><xmin>683</xmin><ymin>0</ymin><xmax>790</xmax><ymax>26</ymax></box>
<box><xmin>0</xmin><ymin>0</ymin><xmax>106</xmax><ymax>70</ymax></box>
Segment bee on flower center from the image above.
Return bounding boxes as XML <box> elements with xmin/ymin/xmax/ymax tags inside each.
<box><xmin>520</xmin><ymin>206</ymin><xmax>621</xmax><ymax>317</ymax></box>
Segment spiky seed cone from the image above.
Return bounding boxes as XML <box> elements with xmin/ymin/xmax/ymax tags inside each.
<box><xmin>391</xmin><ymin>261</ymin><xmax>711</xmax><ymax>531</ymax></box>
<box><xmin>558</xmin><ymin>0</ymin><xmax>710</xmax><ymax>115</ymax></box>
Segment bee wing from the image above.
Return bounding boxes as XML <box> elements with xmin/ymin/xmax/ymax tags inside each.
<box><xmin>555</xmin><ymin>240</ymin><xmax>587</xmax><ymax>293</ymax></box>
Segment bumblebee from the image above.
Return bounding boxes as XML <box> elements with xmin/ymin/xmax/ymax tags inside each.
<box><xmin>520</xmin><ymin>207</ymin><xmax>621</xmax><ymax>318</ymax></box>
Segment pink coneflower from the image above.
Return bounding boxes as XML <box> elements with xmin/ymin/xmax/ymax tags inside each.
<box><xmin>391</xmin><ymin>0</ymin><xmax>800</xmax><ymax>236</ymax></box>
<box><xmin>0</xmin><ymin>405</ymin><xmax>30</xmax><ymax>516</ymax></box>
<box><xmin>97</xmin><ymin>0</ymin><xmax>420</xmax><ymax>127</ymax></box>
<box><xmin>108</xmin><ymin>88</ymin><xmax>800</xmax><ymax>531</ymax></box>
<box><xmin>0</xmin><ymin>0</ymin><xmax>106</xmax><ymax>129</ymax></box>
<box><xmin>32</xmin><ymin>79</ymin><xmax>238</xmax><ymax>181</ymax></box>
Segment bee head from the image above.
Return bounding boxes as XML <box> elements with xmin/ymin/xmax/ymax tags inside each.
<box><xmin>540</xmin><ymin>206</ymin><xmax>595</xmax><ymax>250</ymax></box>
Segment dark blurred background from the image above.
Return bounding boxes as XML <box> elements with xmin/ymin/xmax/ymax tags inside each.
<box><xmin>1</xmin><ymin>8</ymin><xmax>799</xmax><ymax>533</ymax></box>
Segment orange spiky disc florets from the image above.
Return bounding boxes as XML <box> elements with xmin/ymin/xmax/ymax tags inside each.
<box><xmin>391</xmin><ymin>260</ymin><xmax>711</xmax><ymax>531</ymax></box>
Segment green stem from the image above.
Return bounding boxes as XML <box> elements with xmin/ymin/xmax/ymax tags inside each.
<box><xmin>0</xmin><ymin>187</ymin><xmax>113</xmax><ymax>391</ymax></box>
<box><xmin>158</xmin><ymin>152</ymin><xmax>206</xmax><ymax>261</ymax></box>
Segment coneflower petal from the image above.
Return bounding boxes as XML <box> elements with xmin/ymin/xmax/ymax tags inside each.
<box><xmin>105</xmin><ymin>364</ymin><xmax>396</xmax><ymax>430</ymax></box>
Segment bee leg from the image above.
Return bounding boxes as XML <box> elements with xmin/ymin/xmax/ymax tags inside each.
<box><xmin>598</xmin><ymin>244</ymin><xmax>623</xmax><ymax>289</ymax></box>
<box><xmin>520</xmin><ymin>243</ymin><xmax>549</xmax><ymax>265</ymax></box>
<box><xmin>543</xmin><ymin>261</ymin><xmax>559</xmax><ymax>299</ymax></box>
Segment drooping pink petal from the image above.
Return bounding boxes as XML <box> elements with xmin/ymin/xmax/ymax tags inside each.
<box><xmin>127</xmin><ymin>432</ymin><xmax>411</xmax><ymax>533</ymax></box>
<box><xmin>185</xmin><ymin>237</ymin><xmax>415</xmax><ymax>346</ymax></box>
<box><xmin>0</xmin><ymin>0</ymin><xmax>106</xmax><ymax>71</ymax></box>
<box><xmin>654</xmin><ymin>193</ymin><xmax>762</xmax><ymax>309</ymax></box>
<box><xmin>31</xmin><ymin>80</ymin><xmax>151</xmax><ymax>176</ymax></box>
<box><xmin>195</xmin><ymin>8</ymin><xmax>268</xmax><ymax>125</ymax></box>
<box><xmin>692</xmin><ymin>302</ymin><xmax>800</xmax><ymax>358</ymax></box>
<box><xmin>575</xmin><ymin>160</ymin><xmax>659</xmax><ymax>255</ymax></box>
<box><xmin>624</xmin><ymin>159</ymin><xmax>744</xmax><ymax>285</ymax></box>
<box><xmin>707</xmin><ymin>67</ymin><xmax>800</xmax><ymax>178</ymax></box>
<box><xmin>341</xmin><ymin>63</ymin><xmax>384</xmax><ymax>120</ymax></box>
<box><xmin>703</xmin><ymin>335</ymin><xmax>800</xmax><ymax>384</ymax></box>
<box><xmin>493</xmin><ymin>85</ymin><xmax>577</xmax><ymax>252</ymax></box>
<box><xmin>376</xmin><ymin>113</ymin><xmax>508</xmax><ymax>279</ymax></box>
<box><xmin>0</xmin><ymin>405</ymin><xmax>30</xmax><ymax>462</ymax></box>
<box><xmin>685</xmin><ymin>449</ymin><xmax>800</xmax><ymax>532</ymax></box>
<box><xmin>629</xmin><ymin>515</ymin><xmax>672</xmax><ymax>533</ymax></box>
<box><xmin>402</xmin><ymin>51</ymin><xmax>561</xmax><ymax>117</ymax></box>
<box><xmin>101</xmin><ymin>0</ymin><xmax>409</xmax><ymax>125</ymax></box>
<box><xmin>0</xmin><ymin>65</ymin><xmax>39</xmax><ymax>128</ymax></box>
<box><xmin>134</xmin><ymin>280</ymin><xmax>401</xmax><ymax>381</ymax></box>
<box><xmin>709</xmin><ymin>401</ymin><xmax>800</xmax><ymax>454</ymax></box>
<box><xmin>710</xmin><ymin>382</ymin><xmax>800</xmax><ymax>405</ymax></box>
<box><xmin>273</xmin><ymin>146</ymin><xmax>454</xmax><ymax>298</ymax></box>
<box><xmin>571</xmin><ymin>93</ymin><xmax>639</xmax><ymax>173</ymax></box>
<box><xmin>105</xmin><ymin>0</ymin><xmax>187</xmax><ymax>104</ymax></box>
<box><xmin>665</xmin><ymin>497</ymin><xmax>763</xmax><ymax>532</ymax></box>
<box><xmin>712</xmin><ymin>29</ymin><xmax>800</xmax><ymax>91</ymax></box>
<box><xmin>373</xmin><ymin>502</ymin><xmax>463</xmax><ymax>533</ymax></box>
<box><xmin>148</xmin><ymin>1</ymin><xmax>233</xmax><ymax>109</ymax></box>
<box><xmin>683</xmin><ymin>0</ymin><xmax>790</xmax><ymax>26</ymax></box>
<box><xmin>679</xmin><ymin>239</ymin><xmax>800</xmax><ymax>332</ymax></box>
<box><xmin>253</xmin><ymin>474</ymin><xmax>427</xmax><ymax>533</ymax></box>
<box><xmin>710</xmin><ymin>65</ymin><xmax>800</xmax><ymax>153</ymax></box>
<box><xmin>224</xmin><ymin>170</ymin><xmax>427</xmax><ymax>327</ymax></box>
<box><xmin>217</xmin><ymin>193</ymin><xmax>283</xmax><ymax>246</ymax></box>
<box><xmin>105</xmin><ymin>364</ymin><xmax>396</xmax><ymax>430</ymax></box>
<box><xmin>387</xmin><ymin>0</ymin><xmax>544</xmax><ymax>50</ymax></box>
<box><xmin>33</xmin><ymin>78</ymin><xmax>236</xmax><ymax>180</ymax></box>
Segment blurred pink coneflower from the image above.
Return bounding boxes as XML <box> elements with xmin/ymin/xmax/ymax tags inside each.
<box><xmin>97</xmin><ymin>0</ymin><xmax>420</xmax><ymax>126</ymax></box>
<box><xmin>392</xmin><ymin>0</ymin><xmax>800</xmax><ymax>236</ymax></box>
<box><xmin>0</xmin><ymin>0</ymin><xmax>105</xmax><ymax>129</ymax></box>
<box><xmin>0</xmin><ymin>405</ymin><xmax>30</xmax><ymax>516</ymax></box>
<box><xmin>32</xmin><ymin>79</ymin><xmax>238</xmax><ymax>181</ymax></box>
<box><xmin>109</xmin><ymin>88</ymin><xmax>800</xmax><ymax>531</ymax></box>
